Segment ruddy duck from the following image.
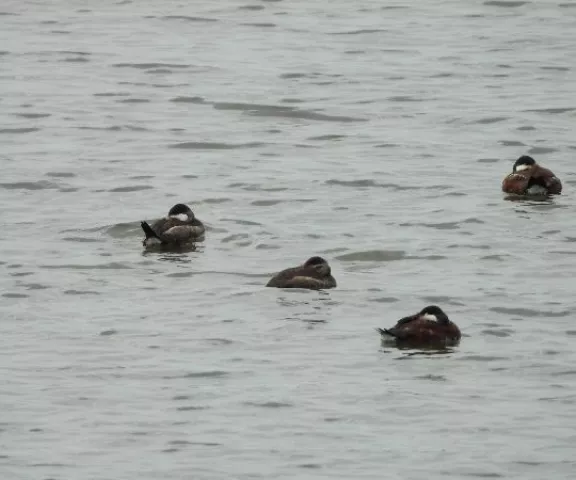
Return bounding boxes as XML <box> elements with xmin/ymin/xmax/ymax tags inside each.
<box><xmin>266</xmin><ymin>256</ymin><xmax>337</xmax><ymax>290</ymax></box>
<box><xmin>141</xmin><ymin>203</ymin><xmax>205</xmax><ymax>248</ymax></box>
<box><xmin>376</xmin><ymin>305</ymin><xmax>461</xmax><ymax>348</ymax></box>
<box><xmin>502</xmin><ymin>155</ymin><xmax>562</xmax><ymax>196</ymax></box>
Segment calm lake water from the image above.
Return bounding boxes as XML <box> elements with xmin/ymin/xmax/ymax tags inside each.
<box><xmin>2</xmin><ymin>1</ymin><xmax>576</xmax><ymax>479</ymax></box>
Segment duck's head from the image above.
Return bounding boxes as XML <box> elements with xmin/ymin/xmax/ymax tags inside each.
<box><xmin>168</xmin><ymin>203</ymin><xmax>194</xmax><ymax>221</ymax></box>
<box><xmin>417</xmin><ymin>305</ymin><xmax>450</xmax><ymax>324</ymax></box>
<box><xmin>303</xmin><ymin>256</ymin><xmax>331</xmax><ymax>276</ymax></box>
<box><xmin>513</xmin><ymin>155</ymin><xmax>537</xmax><ymax>173</ymax></box>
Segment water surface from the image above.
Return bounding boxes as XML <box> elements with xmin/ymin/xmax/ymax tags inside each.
<box><xmin>2</xmin><ymin>1</ymin><xmax>576</xmax><ymax>479</ymax></box>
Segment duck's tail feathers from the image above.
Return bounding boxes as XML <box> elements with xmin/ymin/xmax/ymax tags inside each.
<box><xmin>376</xmin><ymin>327</ymin><xmax>396</xmax><ymax>338</ymax></box>
<box><xmin>141</xmin><ymin>221</ymin><xmax>160</xmax><ymax>240</ymax></box>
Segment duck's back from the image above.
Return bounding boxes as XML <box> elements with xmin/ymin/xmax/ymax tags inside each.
<box><xmin>152</xmin><ymin>216</ymin><xmax>186</xmax><ymax>234</ymax></box>
<box><xmin>152</xmin><ymin>216</ymin><xmax>205</xmax><ymax>241</ymax></box>
<box><xmin>266</xmin><ymin>266</ymin><xmax>336</xmax><ymax>290</ymax></box>
<box><xmin>392</xmin><ymin>319</ymin><xmax>460</xmax><ymax>346</ymax></box>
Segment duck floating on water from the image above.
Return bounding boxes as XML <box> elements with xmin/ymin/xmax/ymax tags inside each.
<box><xmin>502</xmin><ymin>155</ymin><xmax>562</xmax><ymax>196</ymax></box>
<box><xmin>141</xmin><ymin>203</ymin><xmax>205</xmax><ymax>248</ymax></box>
<box><xmin>266</xmin><ymin>256</ymin><xmax>337</xmax><ymax>290</ymax></box>
<box><xmin>376</xmin><ymin>305</ymin><xmax>461</xmax><ymax>348</ymax></box>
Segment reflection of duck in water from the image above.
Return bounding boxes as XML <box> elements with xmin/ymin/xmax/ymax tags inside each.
<box><xmin>266</xmin><ymin>256</ymin><xmax>337</xmax><ymax>290</ymax></box>
<box><xmin>377</xmin><ymin>305</ymin><xmax>461</xmax><ymax>348</ymax></box>
<box><xmin>141</xmin><ymin>203</ymin><xmax>205</xmax><ymax>248</ymax></box>
<box><xmin>502</xmin><ymin>155</ymin><xmax>562</xmax><ymax>196</ymax></box>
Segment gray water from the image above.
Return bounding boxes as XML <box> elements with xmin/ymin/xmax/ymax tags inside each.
<box><xmin>2</xmin><ymin>1</ymin><xmax>576</xmax><ymax>479</ymax></box>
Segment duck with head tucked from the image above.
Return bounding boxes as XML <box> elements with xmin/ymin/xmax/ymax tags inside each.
<box><xmin>266</xmin><ymin>256</ymin><xmax>337</xmax><ymax>290</ymax></box>
<box><xmin>377</xmin><ymin>305</ymin><xmax>461</xmax><ymax>348</ymax></box>
<box><xmin>502</xmin><ymin>155</ymin><xmax>562</xmax><ymax>196</ymax></box>
<box><xmin>141</xmin><ymin>203</ymin><xmax>205</xmax><ymax>248</ymax></box>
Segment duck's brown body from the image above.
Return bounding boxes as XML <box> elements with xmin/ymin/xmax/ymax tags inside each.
<box><xmin>377</xmin><ymin>306</ymin><xmax>461</xmax><ymax>348</ymax></box>
<box><xmin>502</xmin><ymin>156</ymin><xmax>562</xmax><ymax>196</ymax></box>
<box><xmin>141</xmin><ymin>203</ymin><xmax>205</xmax><ymax>248</ymax></box>
<box><xmin>266</xmin><ymin>256</ymin><xmax>336</xmax><ymax>290</ymax></box>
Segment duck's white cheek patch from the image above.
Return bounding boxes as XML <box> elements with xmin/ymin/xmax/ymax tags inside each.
<box><xmin>145</xmin><ymin>237</ymin><xmax>162</xmax><ymax>246</ymax></box>
<box><xmin>514</xmin><ymin>164</ymin><xmax>531</xmax><ymax>172</ymax></box>
<box><xmin>170</xmin><ymin>214</ymin><xmax>188</xmax><ymax>221</ymax></box>
<box><xmin>421</xmin><ymin>314</ymin><xmax>438</xmax><ymax>322</ymax></box>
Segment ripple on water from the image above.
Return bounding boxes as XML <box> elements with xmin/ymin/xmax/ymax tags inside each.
<box><xmin>251</xmin><ymin>199</ymin><xmax>314</xmax><ymax>206</ymax></box>
<box><xmin>170</xmin><ymin>96</ymin><xmax>205</xmax><ymax>103</ymax></box>
<box><xmin>2</xmin><ymin>293</ymin><xmax>29</xmax><ymax>299</ymax></box>
<box><xmin>40</xmin><ymin>262</ymin><xmax>132</xmax><ymax>270</ymax></box>
<box><xmin>0</xmin><ymin>127</ymin><xmax>40</xmax><ymax>134</ymax></box>
<box><xmin>165</xmin><ymin>371</ymin><xmax>230</xmax><ymax>379</ymax></box>
<box><xmin>169</xmin><ymin>141</ymin><xmax>265</xmax><ymax>150</ymax></box>
<box><xmin>415</xmin><ymin>374</ymin><xmax>447</xmax><ymax>382</ymax></box>
<box><xmin>499</xmin><ymin>140</ymin><xmax>526</xmax><ymax>147</ymax></box>
<box><xmin>161</xmin><ymin>15</ymin><xmax>219</xmax><ymax>23</ymax></box>
<box><xmin>113</xmin><ymin>62</ymin><xmax>191</xmax><ymax>69</ymax></box>
<box><xmin>244</xmin><ymin>401</ymin><xmax>293</xmax><ymax>408</ymax></box>
<box><xmin>221</xmin><ymin>218</ymin><xmax>262</xmax><ymax>226</ymax></box>
<box><xmin>108</xmin><ymin>185</ymin><xmax>153</xmax><ymax>192</ymax></box>
<box><xmin>76</xmin><ymin>125</ymin><xmax>122</xmax><ymax>131</ymax></box>
<box><xmin>326</xmin><ymin>179</ymin><xmax>417</xmax><ymax>191</ymax></box>
<box><xmin>10</xmin><ymin>272</ymin><xmax>34</xmax><ymax>278</ymax></box>
<box><xmin>400</xmin><ymin>221</ymin><xmax>460</xmax><ymax>230</ymax></box>
<box><xmin>104</xmin><ymin>222</ymin><xmax>141</xmax><ymax>238</ymax></box>
<box><xmin>473</xmin><ymin>116</ymin><xmax>509</xmax><ymax>124</ymax></box>
<box><xmin>420</xmin><ymin>296</ymin><xmax>466</xmax><ymax>306</ymax></box>
<box><xmin>63</xmin><ymin>289</ymin><xmax>100</xmax><ymax>296</ymax></box>
<box><xmin>0</xmin><ymin>180</ymin><xmax>68</xmax><ymax>191</ymax></box>
<box><xmin>477</xmin><ymin>158</ymin><xmax>500</xmax><ymax>163</ymax></box>
<box><xmin>369</xmin><ymin>296</ymin><xmax>400</xmax><ymax>304</ymax></box>
<box><xmin>241</xmin><ymin>22</ymin><xmax>276</xmax><ymax>28</ymax></box>
<box><xmin>525</xmin><ymin>107</ymin><xmax>576</xmax><ymax>114</ymax></box>
<box><xmin>205</xmin><ymin>338</ymin><xmax>234</xmax><ymax>346</ymax></box>
<box><xmin>388</xmin><ymin>95</ymin><xmax>426</xmax><ymax>102</ymax></box>
<box><xmin>117</xmin><ymin>98</ymin><xmax>150</xmax><ymax>104</ymax></box>
<box><xmin>210</xmin><ymin>101</ymin><xmax>366</xmax><ymax>123</ymax></box>
<box><xmin>336</xmin><ymin>250</ymin><xmax>407</xmax><ymax>262</ymax></box>
<box><xmin>93</xmin><ymin>92</ymin><xmax>130</xmax><ymax>97</ymax></box>
<box><xmin>13</xmin><ymin>112</ymin><xmax>51</xmax><ymax>118</ymax></box>
<box><xmin>255</xmin><ymin>243</ymin><xmax>281</xmax><ymax>250</ymax></box>
<box><xmin>481</xmin><ymin>327</ymin><xmax>515</xmax><ymax>337</ymax></box>
<box><xmin>99</xmin><ymin>329</ymin><xmax>118</xmax><ymax>336</ymax></box>
<box><xmin>307</xmin><ymin>134</ymin><xmax>347</xmax><ymax>141</ymax></box>
<box><xmin>527</xmin><ymin>146</ymin><xmax>558</xmax><ymax>155</ymax></box>
<box><xmin>62</xmin><ymin>56</ymin><xmax>89</xmax><ymax>63</ymax></box>
<box><xmin>200</xmin><ymin>197</ymin><xmax>232</xmax><ymax>204</ymax></box>
<box><xmin>484</xmin><ymin>1</ymin><xmax>529</xmax><ymax>6</ymax></box>
<box><xmin>540</xmin><ymin>65</ymin><xmax>570</xmax><ymax>71</ymax></box>
<box><xmin>239</xmin><ymin>5</ymin><xmax>265</xmax><ymax>11</ymax></box>
<box><xmin>373</xmin><ymin>143</ymin><xmax>399</xmax><ymax>149</ymax></box>
<box><xmin>46</xmin><ymin>172</ymin><xmax>75</xmax><ymax>178</ymax></box>
<box><xmin>330</xmin><ymin>28</ymin><xmax>387</xmax><ymax>35</ymax></box>
<box><xmin>490</xmin><ymin>307</ymin><xmax>570</xmax><ymax>318</ymax></box>
<box><xmin>229</xmin><ymin>183</ymin><xmax>287</xmax><ymax>192</ymax></box>
<box><xmin>460</xmin><ymin>355</ymin><xmax>510</xmax><ymax>362</ymax></box>
<box><xmin>480</xmin><ymin>254</ymin><xmax>510</xmax><ymax>261</ymax></box>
